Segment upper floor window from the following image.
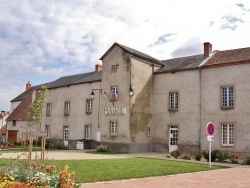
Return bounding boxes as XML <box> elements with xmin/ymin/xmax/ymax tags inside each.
<box><xmin>111</xmin><ymin>86</ymin><xmax>119</xmax><ymax>101</ymax></box>
<box><xmin>85</xmin><ymin>125</ymin><xmax>91</xmax><ymax>139</ymax></box>
<box><xmin>221</xmin><ymin>86</ymin><xmax>234</xmax><ymax>109</ymax></box>
<box><xmin>64</xmin><ymin>101</ymin><xmax>70</xmax><ymax>116</ymax></box>
<box><xmin>13</xmin><ymin>120</ymin><xmax>16</xmax><ymax>126</ymax></box>
<box><xmin>46</xmin><ymin>103</ymin><xmax>52</xmax><ymax>116</ymax></box>
<box><xmin>222</xmin><ymin>123</ymin><xmax>234</xmax><ymax>146</ymax></box>
<box><xmin>110</xmin><ymin>121</ymin><xmax>118</xmax><ymax>135</ymax></box>
<box><xmin>169</xmin><ymin>92</ymin><xmax>178</xmax><ymax>110</ymax></box>
<box><xmin>86</xmin><ymin>99</ymin><xmax>92</xmax><ymax>114</ymax></box>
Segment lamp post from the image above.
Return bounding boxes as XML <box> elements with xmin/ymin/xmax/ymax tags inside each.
<box><xmin>129</xmin><ymin>85</ymin><xmax>134</xmax><ymax>96</ymax></box>
<box><xmin>1</xmin><ymin>110</ymin><xmax>5</xmax><ymax>143</ymax></box>
<box><xmin>90</xmin><ymin>89</ymin><xmax>102</xmax><ymax>128</ymax></box>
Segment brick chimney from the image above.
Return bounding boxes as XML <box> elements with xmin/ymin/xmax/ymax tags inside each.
<box><xmin>204</xmin><ymin>42</ymin><xmax>212</xmax><ymax>57</ymax></box>
<box><xmin>95</xmin><ymin>64</ymin><xmax>102</xmax><ymax>72</ymax></box>
<box><xmin>26</xmin><ymin>81</ymin><xmax>31</xmax><ymax>90</ymax></box>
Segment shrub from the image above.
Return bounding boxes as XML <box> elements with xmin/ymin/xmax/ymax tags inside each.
<box><xmin>46</xmin><ymin>140</ymin><xmax>68</xmax><ymax>150</ymax></box>
<box><xmin>243</xmin><ymin>157</ymin><xmax>250</xmax><ymax>165</ymax></box>
<box><xmin>202</xmin><ymin>149</ymin><xmax>219</xmax><ymax>162</ymax></box>
<box><xmin>216</xmin><ymin>150</ymin><xmax>229</xmax><ymax>163</ymax></box>
<box><xmin>166</xmin><ymin>154</ymin><xmax>171</xmax><ymax>158</ymax></box>
<box><xmin>170</xmin><ymin>150</ymin><xmax>181</xmax><ymax>159</ymax></box>
<box><xmin>230</xmin><ymin>158</ymin><xmax>239</xmax><ymax>164</ymax></box>
<box><xmin>194</xmin><ymin>150</ymin><xmax>202</xmax><ymax>161</ymax></box>
<box><xmin>96</xmin><ymin>145</ymin><xmax>110</xmax><ymax>152</ymax></box>
<box><xmin>180</xmin><ymin>154</ymin><xmax>191</xmax><ymax>160</ymax></box>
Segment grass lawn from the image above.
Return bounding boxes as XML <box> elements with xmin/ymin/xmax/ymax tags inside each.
<box><xmin>1</xmin><ymin>158</ymin><xmax>226</xmax><ymax>183</ymax></box>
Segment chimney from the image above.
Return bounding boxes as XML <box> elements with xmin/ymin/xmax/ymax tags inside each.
<box><xmin>95</xmin><ymin>64</ymin><xmax>102</xmax><ymax>72</ymax></box>
<box><xmin>204</xmin><ymin>42</ymin><xmax>212</xmax><ymax>57</ymax></box>
<box><xmin>26</xmin><ymin>81</ymin><xmax>31</xmax><ymax>90</ymax></box>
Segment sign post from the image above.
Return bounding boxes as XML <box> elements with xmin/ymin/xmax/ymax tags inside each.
<box><xmin>206</xmin><ymin>122</ymin><xmax>215</xmax><ymax>168</ymax></box>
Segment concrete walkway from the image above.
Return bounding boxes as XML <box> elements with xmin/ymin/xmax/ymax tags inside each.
<box><xmin>1</xmin><ymin>150</ymin><xmax>249</xmax><ymax>187</ymax></box>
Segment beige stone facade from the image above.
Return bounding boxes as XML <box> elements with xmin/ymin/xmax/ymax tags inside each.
<box><xmin>7</xmin><ymin>42</ymin><xmax>250</xmax><ymax>154</ymax></box>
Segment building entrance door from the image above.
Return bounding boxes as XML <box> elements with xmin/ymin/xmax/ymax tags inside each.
<box><xmin>169</xmin><ymin>125</ymin><xmax>178</xmax><ymax>152</ymax></box>
<box><xmin>8</xmin><ymin>130</ymin><xmax>18</xmax><ymax>143</ymax></box>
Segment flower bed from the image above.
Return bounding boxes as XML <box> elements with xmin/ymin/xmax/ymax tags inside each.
<box><xmin>0</xmin><ymin>163</ymin><xmax>78</xmax><ymax>188</ymax></box>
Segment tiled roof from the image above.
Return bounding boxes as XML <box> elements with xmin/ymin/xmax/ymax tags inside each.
<box><xmin>47</xmin><ymin>71</ymin><xmax>102</xmax><ymax>89</ymax></box>
<box><xmin>7</xmin><ymin>91</ymin><xmax>38</xmax><ymax>121</ymax></box>
<box><xmin>1</xmin><ymin>125</ymin><xmax>6</xmax><ymax>134</ymax></box>
<box><xmin>156</xmin><ymin>54</ymin><xmax>206</xmax><ymax>73</ymax></box>
<box><xmin>100</xmin><ymin>42</ymin><xmax>165</xmax><ymax>66</ymax></box>
<box><xmin>204</xmin><ymin>47</ymin><xmax>250</xmax><ymax>67</ymax></box>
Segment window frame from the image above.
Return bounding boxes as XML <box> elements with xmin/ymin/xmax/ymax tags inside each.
<box><xmin>85</xmin><ymin>125</ymin><xmax>91</xmax><ymax>140</ymax></box>
<box><xmin>45</xmin><ymin>124</ymin><xmax>51</xmax><ymax>138</ymax></box>
<box><xmin>86</xmin><ymin>99</ymin><xmax>92</xmax><ymax>114</ymax></box>
<box><xmin>221</xmin><ymin>123</ymin><xmax>234</xmax><ymax>146</ymax></box>
<box><xmin>111</xmin><ymin>86</ymin><xmax>119</xmax><ymax>101</ymax></box>
<box><xmin>64</xmin><ymin>101</ymin><xmax>70</xmax><ymax>116</ymax></box>
<box><xmin>109</xmin><ymin>120</ymin><xmax>118</xmax><ymax>135</ymax></box>
<box><xmin>221</xmin><ymin>85</ymin><xmax>234</xmax><ymax>109</ymax></box>
<box><xmin>169</xmin><ymin>92</ymin><xmax>179</xmax><ymax>111</ymax></box>
<box><xmin>46</xmin><ymin>103</ymin><xmax>52</xmax><ymax>116</ymax></box>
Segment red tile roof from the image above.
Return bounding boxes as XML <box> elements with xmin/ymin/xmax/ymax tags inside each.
<box><xmin>204</xmin><ymin>47</ymin><xmax>250</xmax><ymax>67</ymax></box>
<box><xmin>7</xmin><ymin>91</ymin><xmax>38</xmax><ymax>121</ymax></box>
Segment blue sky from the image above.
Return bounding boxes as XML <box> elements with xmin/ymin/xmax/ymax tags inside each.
<box><xmin>1</xmin><ymin>0</ymin><xmax>250</xmax><ymax>111</ymax></box>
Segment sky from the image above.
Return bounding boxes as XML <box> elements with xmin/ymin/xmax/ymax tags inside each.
<box><xmin>1</xmin><ymin>0</ymin><xmax>250</xmax><ymax>111</ymax></box>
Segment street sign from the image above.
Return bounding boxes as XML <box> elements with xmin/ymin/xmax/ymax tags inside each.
<box><xmin>207</xmin><ymin>135</ymin><xmax>214</xmax><ymax>141</ymax></box>
<box><xmin>206</xmin><ymin>122</ymin><xmax>215</xmax><ymax>136</ymax></box>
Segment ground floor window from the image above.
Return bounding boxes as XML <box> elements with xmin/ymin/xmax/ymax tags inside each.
<box><xmin>85</xmin><ymin>125</ymin><xmax>91</xmax><ymax>139</ymax></box>
<box><xmin>110</xmin><ymin>121</ymin><xmax>118</xmax><ymax>134</ymax></box>
<box><xmin>64</xmin><ymin>126</ymin><xmax>69</xmax><ymax>141</ymax></box>
<box><xmin>45</xmin><ymin>125</ymin><xmax>51</xmax><ymax>138</ymax></box>
<box><xmin>222</xmin><ymin>123</ymin><xmax>234</xmax><ymax>146</ymax></box>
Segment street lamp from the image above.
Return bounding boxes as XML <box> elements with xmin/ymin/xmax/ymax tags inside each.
<box><xmin>129</xmin><ymin>85</ymin><xmax>134</xmax><ymax>96</ymax></box>
<box><xmin>1</xmin><ymin>110</ymin><xmax>5</xmax><ymax>143</ymax></box>
<box><xmin>90</xmin><ymin>89</ymin><xmax>102</xmax><ymax>128</ymax></box>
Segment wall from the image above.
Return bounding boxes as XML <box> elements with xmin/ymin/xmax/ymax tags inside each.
<box><xmin>152</xmin><ymin>70</ymin><xmax>200</xmax><ymax>153</ymax></box>
<box><xmin>41</xmin><ymin>81</ymin><xmax>101</xmax><ymax>149</ymax></box>
<box><xmin>100</xmin><ymin>46</ymin><xmax>131</xmax><ymax>146</ymax></box>
<box><xmin>201</xmin><ymin>63</ymin><xmax>250</xmax><ymax>153</ymax></box>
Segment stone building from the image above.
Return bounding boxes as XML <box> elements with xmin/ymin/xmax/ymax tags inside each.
<box><xmin>6</xmin><ymin>42</ymin><xmax>250</xmax><ymax>154</ymax></box>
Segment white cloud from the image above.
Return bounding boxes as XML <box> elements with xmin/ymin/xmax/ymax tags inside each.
<box><xmin>1</xmin><ymin>0</ymin><xmax>250</xmax><ymax>110</ymax></box>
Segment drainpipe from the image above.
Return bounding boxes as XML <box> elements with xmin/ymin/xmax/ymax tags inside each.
<box><xmin>198</xmin><ymin>68</ymin><xmax>202</xmax><ymax>151</ymax></box>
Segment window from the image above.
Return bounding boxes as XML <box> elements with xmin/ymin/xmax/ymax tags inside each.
<box><xmin>64</xmin><ymin>101</ymin><xmax>70</xmax><ymax>116</ymax></box>
<box><xmin>221</xmin><ymin>86</ymin><xmax>234</xmax><ymax>108</ymax></box>
<box><xmin>13</xmin><ymin>120</ymin><xmax>16</xmax><ymax>126</ymax></box>
<box><xmin>85</xmin><ymin>125</ymin><xmax>91</xmax><ymax>139</ymax></box>
<box><xmin>222</xmin><ymin>123</ymin><xmax>234</xmax><ymax>146</ymax></box>
<box><xmin>111</xmin><ymin>86</ymin><xmax>119</xmax><ymax>101</ymax></box>
<box><xmin>86</xmin><ymin>99</ymin><xmax>92</xmax><ymax>114</ymax></box>
<box><xmin>46</xmin><ymin>103</ymin><xmax>52</xmax><ymax>116</ymax></box>
<box><xmin>169</xmin><ymin>92</ymin><xmax>178</xmax><ymax>110</ymax></box>
<box><xmin>45</xmin><ymin>125</ymin><xmax>51</xmax><ymax>138</ymax></box>
<box><xmin>64</xmin><ymin>126</ymin><xmax>69</xmax><ymax>141</ymax></box>
<box><xmin>146</xmin><ymin>128</ymin><xmax>151</xmax><ymax>137</ymax></box>
<box><xmin>110</xmin><ymin>121</ymin><xmax>118</xmax><ymax>135</ymax></box>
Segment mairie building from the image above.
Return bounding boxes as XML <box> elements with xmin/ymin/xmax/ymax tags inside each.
<box><xmin>6</xmin><ymin>42</ymin><xmax>250</xmax><ymax>154</ymax></box>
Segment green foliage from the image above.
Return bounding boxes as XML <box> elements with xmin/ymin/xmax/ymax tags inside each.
<box><xmin>166</xmin><ymin>154</ymin><xmax>171</xmax><ymax>158</ymax></box>
<box><xmin>194</xmin><ymin>150</ymin><xmax>203</xmax><ymax>161</ymax></box>
<box><xmin>202</xmin><ymin>150</ymin><xmax>219</xmax><ymax>162</ymax></box>
<box><xmin>180</xmin><ymin>154</ymin><xmax>192</xmax><ymax>160</ymax></box>
<box><xmin>170</xmin><ymin>150</ymin><xmax>181</xmax><ymax>158</ymax></box>
<box><xmin>96</xmin><ymin>145</ymin><xmax>110</xmax><ymax>152</ymax></box>
<box><xmin>27</xmin><ymin>85</ymin><xmax>47</xmax><ymax>128</ymax></box>
<box><xmin>45</xmin><ymin>140</ymin><xmax>68</xmax><ymax>150</ymax></box>
<box><xmin>243</xmin><ymin>157</ymin><xmax>250</xmax><ymax>165</ymax></box>
<box><xmin>216</xmin><ymin>150</ymin><xmax>229</xmax><ymax>163</ymax></box>
<box><xmin>230</xmin><ymin>158</ymin><xmax>239</xmax><ymax>164</ymax></box>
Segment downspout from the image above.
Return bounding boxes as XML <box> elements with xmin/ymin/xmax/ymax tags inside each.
<box><xmin>198</xmin><ymin>68</ymin><xmax>202</xmax><ymax>151</ymax></box>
